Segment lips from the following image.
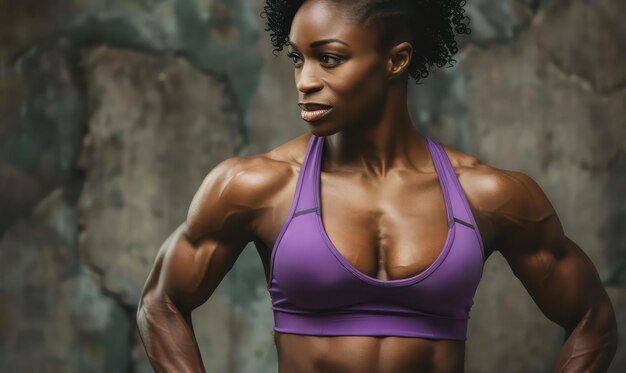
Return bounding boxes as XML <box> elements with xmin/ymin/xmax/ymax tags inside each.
<box><xmin>298</xmin><ymin>102</ymin><xmax>334</xmax><ymax>122</ymax></box>
<box><xmin>298</xmin><ymin>102</ymin><xmax>333</xmax><ymax>111</ymax></box>
<box><xmin>300</xmin><ymin>107</ymin><xmax>333</xmax><ymax>122</ymax></box>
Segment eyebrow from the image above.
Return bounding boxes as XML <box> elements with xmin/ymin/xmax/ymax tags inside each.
<box><xmin>287</xmin><ymin>39</ymin><xmax>351</xmax><ymax>49</ymax></box>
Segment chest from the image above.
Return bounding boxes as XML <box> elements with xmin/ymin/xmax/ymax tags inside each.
<box><xmin>259</xmin><ymin>169</ymin><xmax>453</xmax><ymax>282</ymax></box>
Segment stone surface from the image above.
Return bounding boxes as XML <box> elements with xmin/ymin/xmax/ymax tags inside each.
<box><xmin>0</xmin><ymin>37</ymin><xmax>86</xmax><ymax>233</ymax></box>
<box><xmin>0</xmin><ymin>189</ymin><xmax>131</xmax><ymax>373</ymax></box>
<box><xmin>535</xmin><ymin>0</ymin><xmax>626</xmax><ymax>95</ymax></box>
<box><xmin>0</xmin><ymin>0</ymin><xmax>263</xmax><ymax>233</ymax></box>
<box><xmin>461</xmin><ymin>0</ymin><xmax>538</xmax><ymax>45</ymax></box>
<box><xmin>78</xmin><ymin>45</ymin><xmax>242</xmax><ymax>306</ymax></box>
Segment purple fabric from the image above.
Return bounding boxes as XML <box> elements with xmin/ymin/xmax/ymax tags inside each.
<box><xmin>266</xmin><ymin>134</ymin><xmax>485</xmax><ymax>340</ymax></box>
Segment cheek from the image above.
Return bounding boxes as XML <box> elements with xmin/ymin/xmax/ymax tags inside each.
<box><xmin>338</xmin><ymin>57</ymin><xmax>383</xmax><ymax>89</ymax></box>
<box><xmin>332</xmin><ymin>58</ymin><xmax>387</xmax><ymax>111</ymax></box>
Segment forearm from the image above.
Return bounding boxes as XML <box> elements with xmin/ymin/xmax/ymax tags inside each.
<box><xmin>137</xmin><ymin>299</ymin><xmax>206</xmax><ymax>373</ymax></box>
<box><xmin>553</xmin><ymin>303</ymin><xmax>618</xmax><ymax>372</ymax></box>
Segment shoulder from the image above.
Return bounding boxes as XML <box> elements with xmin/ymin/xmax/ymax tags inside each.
<box><xmin>436</xmin><ymin>143</ymin><xmax>499</xmax><ymax>212</ymax></box>
<box><xmin>185</xmin><ymin>133</ymin><xmax>311</xmax><ymax>241</ymax></box>
<box><xmin>439</xmin><ymin>144</ymin><xmax>560</xmax><ymax>252</ymax></box>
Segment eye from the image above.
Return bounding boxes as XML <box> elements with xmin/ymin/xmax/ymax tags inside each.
<box><xmin>320</xmin><ymin>54</ymin><xmax>342</xmax><ymax>66</ymax></box>
<box><xmin>286</xmin><ymin>52</ymin><xmax>303</xmax><ymax>66</ymax></box>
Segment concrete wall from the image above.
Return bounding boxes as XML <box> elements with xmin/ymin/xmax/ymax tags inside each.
<box><xmin>0</xmin><ymin>0</ymin><xmax>624</xmax><ymax>371</ymax></box>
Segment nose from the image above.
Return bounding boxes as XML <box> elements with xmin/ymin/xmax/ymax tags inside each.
<box><xmin>296</xmin><ymin>62</ymin><xmax>323</xmax><ymax>94</ymax></box>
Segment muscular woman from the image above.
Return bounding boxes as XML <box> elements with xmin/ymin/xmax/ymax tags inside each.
<box><xmin>136</xmin><ymin>1</ymin><xmax>618</xmax><ymax>372</ymax></box>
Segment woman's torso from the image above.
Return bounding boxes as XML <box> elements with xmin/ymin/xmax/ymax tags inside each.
<box><xmin>251</xmin><ymin>132</ymin><xmax>495</xmax><ymax>373</ymax></box>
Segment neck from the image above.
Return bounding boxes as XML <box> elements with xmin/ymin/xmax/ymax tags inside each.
<box><xmin>322</xmin><ymin>85</ymin><xmax>427</xmax><ymax>178</ymax></box>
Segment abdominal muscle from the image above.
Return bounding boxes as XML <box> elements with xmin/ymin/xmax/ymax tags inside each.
<box><xmin>274</xmin><ymin>332</ymin><xmax>465</xmax><ymax>373</ymax></box>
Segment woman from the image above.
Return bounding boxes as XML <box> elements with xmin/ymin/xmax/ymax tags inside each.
<box><xmin>137</xmin><ymin>0</ymin><xmax>618</xmax><ymax>372</ymax></box>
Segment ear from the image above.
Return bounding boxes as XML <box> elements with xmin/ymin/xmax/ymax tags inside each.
<box><xmin>386</xmin><ymin>41</ymin><xmax>413</xmax><ymax>80</ymax></box>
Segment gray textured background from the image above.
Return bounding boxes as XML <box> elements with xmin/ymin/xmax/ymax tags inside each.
<box><xmin>0</xmin><ymin>0</ymin><xmax>624</xmax><ymax>372</ymax></box>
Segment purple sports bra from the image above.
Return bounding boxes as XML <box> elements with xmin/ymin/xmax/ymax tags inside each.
<box><xmin>266</xmin><ymin>134</ymin><xmax>485</xmax><ymax>340</ymax></box>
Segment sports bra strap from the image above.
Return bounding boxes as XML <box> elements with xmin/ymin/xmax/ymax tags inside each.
<box><xmin>291</xmin><ymin>134</ymin><xmax>320</xmax><ymax>214</ymax></box>
<box><xmin>426</xmin><ymin>137</ymin><xmax>477</xmax><ymax>228</ymax></box>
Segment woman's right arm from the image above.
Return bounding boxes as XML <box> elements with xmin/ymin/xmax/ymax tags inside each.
<box><xmin>136</xmin><ymin>156</ymin><xmax>263</xmax><ymax>372</ymax></box>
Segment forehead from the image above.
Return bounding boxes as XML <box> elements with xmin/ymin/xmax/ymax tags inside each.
<box><xmin>289</xmin><ymin>0</ymin><xmax>379</xmax><ymax>50</ymax></box>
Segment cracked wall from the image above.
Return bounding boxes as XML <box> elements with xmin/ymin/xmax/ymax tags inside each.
<box><xmin>0</xmin><ymin>0</ymin><xmax>624</xmax><ymax>372</ymax></box>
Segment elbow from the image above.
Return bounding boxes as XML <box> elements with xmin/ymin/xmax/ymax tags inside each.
<box><xmin>136</xmin><ymin>295</ymin><xmax>152</xmax><ymax>332</ymax></box>
<box><xmin>596</xmin><ymin>297</ymin><xmax>619</xmax><ymax>347</ymax></box>
<box><xmin>569</xmin><ymin>299</ymin><xmax>620</xmax><ymax>350</ymax></box>
<box><xmin>596</xmin><ymin>312</ymin><xmax>620</xmax><ymax>355</ymax></box>
<box><xmin>136</xmin><ymin>288</ymin><xmax>155</xmax><ymax>322</ymax></box>
<box><xmin>597</xmin><ymin>303</ymin><xmax>620</xmax><ymax>365</ymax></box>
<box><xmin>136</xmin><ymin>291</ymin><xmax>190</xmax><ymax>322</ymax></box>
<box><xmin>135</xmin><ymin>295</ymin><xmax>173</xmax><ymax>336</ymax></box>
<box><xmin>135</xmin><ymin>291</ymin><xmax>164</xmax><ymax>329</ymax></box>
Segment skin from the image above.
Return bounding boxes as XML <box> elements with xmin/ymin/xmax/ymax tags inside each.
<box><xmin>136</xmin><ymin>1</ymin><xmax>618</xmax><ymax>372</ymax></box>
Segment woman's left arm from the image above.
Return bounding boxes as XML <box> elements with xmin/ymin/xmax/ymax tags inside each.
<box><xmin>485</xmin><ymin>169</ymin><xmax>619</xmax><ymax>372</ymax></box>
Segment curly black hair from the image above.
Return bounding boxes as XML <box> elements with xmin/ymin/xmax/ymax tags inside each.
<box><xmin>260</xmin><ymin>0</ymin><xmax>471</xmax><ymax>84</ymax></box>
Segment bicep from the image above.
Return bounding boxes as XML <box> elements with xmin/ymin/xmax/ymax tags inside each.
<box><xmin>495</xmin><ymin>171</ymin><xmax>608</xmax><ymax>331</ymax></box>
<box><xmin>142</xmin><ymin>157</ymin><xmax>256</xmax><ymax>313</ymax></box>
<box><xmin>503</xmin><ymin>232</ymin><xmax>606</xmax><ymax>331</ymax></box>
<box><xmin>157</xmin><ymin>223</ymin><xmax>245</xmax><ymax>312</ymax></box>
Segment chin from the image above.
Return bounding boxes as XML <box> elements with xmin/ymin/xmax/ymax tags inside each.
<box><xmin>308</xmin><ymin>123</ymin><xmax>342</xmax><ymax>137</ymax></box>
